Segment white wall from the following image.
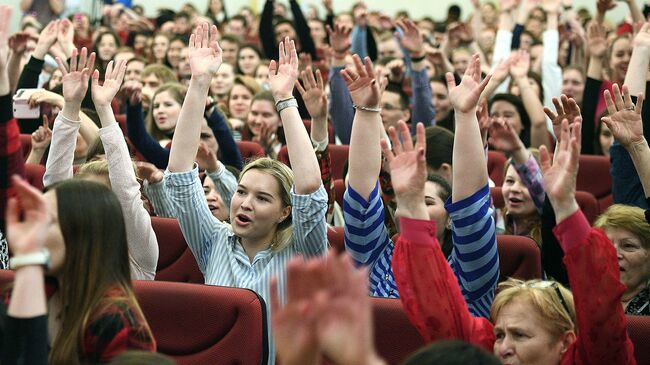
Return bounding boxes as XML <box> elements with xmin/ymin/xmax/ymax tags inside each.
<box><xmin>4</xmin><ymin>0</ymin><xmax>639</xmax><ymax>33</ymax></box>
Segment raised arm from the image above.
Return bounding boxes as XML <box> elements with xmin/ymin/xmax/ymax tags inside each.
<box><xmin>327</xmin><ymin>24</ymin><xmax>355</xmax><ymax>144</ymax></box>
<box><xmin>43</xmin><ymin>48</ymin><xmax>95</xmax><ymax>187</ymax></box>
<box><xmin>289</xmin><ymin>0</ymin><xmax>317</xmax><ymax>59</ymax></box>
<box><xmin>91</xmin><ymin>59</ymin><xmax>159</xmax><ymax>280</ymax></box>
<box><xmin>624</xmin><ymin>23</ymin><xmax>650</xmax><ymax>98</ymax></box>
<box><xmin>269</xmin><ymin>38</ymin><xmax>321</xmax><ymax>194</ymax></box>
<box><xmin>541</xmin><ymin>1</ymin><xmax>562</xmax><ymax>114</ymax></box>
<box><xmin>167</xmin><ymin>23</ymin><xmax>222</xmax><ymax>173</ymax></box>
<box><xmin>259</xmin><ymin>0</ymin><xmax>277</xmax><ymax>60</ymax></box>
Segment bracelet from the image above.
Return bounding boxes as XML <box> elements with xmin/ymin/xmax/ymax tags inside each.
<box><xmin>411</xmin><ymin>55</ymin><xmax>426</xmax><ymax>63</ymax></box>
<box><xmin>276</xmin><ymin>97</ymin><xmax>298</xmax><ymax>113</ymax></box>
<box><xmin>353</xmin><ymin>103</ymin><xmax>382</xmax><ymax>113</ymax></box>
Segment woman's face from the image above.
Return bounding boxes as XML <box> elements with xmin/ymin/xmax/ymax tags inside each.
<box><xmin>72</xmin><ymin>13</ymin><xmax>90</xmax><ymax>33</ymax></box>
<box><xmin>211</xmin><ymin>63</ymin><xmax>235</xmax><ymax>96</ymax></box>
<box><xmin>599</xmin><ymin>121</ymin><xmax>613</xmax><ymax>157</ymax></box>
<box><xmin>491</xmin><ymin>101</ymin><xmax>523</xmax><ymax>135</ymax></box>
<box><xmin>606</xmin><ymin>228</ymin><xmax>650</xmax><ymax>295</ymax></box>
<box><xmin>200</xmin><ymin>122</ymin><xmax>219</xmax><ymax>155</ymax></box>
<box><xmin>43</xmin><ymin>191</ymin><xmax>66</xmax><ymax>275</ymax></box>
<box><xmin>431</xmin><ymin>81</ymin><xmax>451</xmax><ymax>122</ymax></box>
<box><xmin>610</xmin><ymin>37</ymin><xmax>632</xmax><ymax>83</ymax></box>
<box><xmin>247</xmin><ymin>100</ymin><xmax>280</xmax><ymax>137</ymax></box>
<box><xmin>97</xmin><ymin>34</ymin><xmax>117</xmax><ymax>62</ymax></box>
<box><xmin>153</xmin><ymin>91</ymin><xmax>182</xmax><ymax>132</ymax></box>
<box><xmin>228</xmin><ymin>84</ymin><xmax>254</xmax><ymax>119</ymax></box>
<box><xmin>49</xmin><ymin>69</ymin><xmax>63</xmax><ymax>90</ymax></box>
<box><xmin>452</xmin><ymin>50</ymin><xmax>471</xmax><ymax>75</ymax></box>
<box><xmin>230</xmin><ymin>169</ymin><xmax>291</xmax><ymax>242</ymax></box>
<box><xmin>210</xmin><ymin>0</ymin><xmax>223</xmax><ymax>13</ymax></box>
<box><xmin>493</xmin><ymin>298</ymin><xmax>570</xmax><ymax>365</ymax></box>
<box><xmin>424</xmin><ymin>181</ymin><xmax>449</xmax><ymax>242</ymax></box>
<box><xmin>502</xmin><ymin>165</ymin><xmax>537</xmax><ymax>218</ymax></box>
<box><xmin>561</xmin><ymin>69</ymin><xmax>585</xmax><ymax>105</ymax></box>
<box><xmin>152</xmin><ymin>35</ymin><xmax>169</xmax><ymax>62</ymax></box>
<box><xmin>167</xmin><ymin>40</ymin><xmax>185</xmax><ymax>69</ymax></box>
<box><xmin>238</xmin><ymin>48</ymin><xmax>261</xmax><ymax>76</ymax></box>
<box><xmin>204</xmin><ymin>175</ymin><xmax>229</xmax><ymax>221</ymax></box>
<box><xmin>255</xmin><ymin>65</ymin><xmax>270</xmax><ymax>88</ymax></box>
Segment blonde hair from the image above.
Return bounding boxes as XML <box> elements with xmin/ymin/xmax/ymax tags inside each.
<box><xmin>595</xmin><ymin>204</ymin><xmax>650</xmax><ymax>250</ymax></box>
<box><xmin>492</xmin><ymin>279</ymin><xmax>576</xmax><ymax>339</ymax></box>
<box><xmin>77</xmin><ymin>159</ymin><xmax>139</xmax><ymax>186</ymax></box>
<box><xmin>240</xmin><ymin>157</ymin><xmax>294</xmax><ymax>251</ymax></box>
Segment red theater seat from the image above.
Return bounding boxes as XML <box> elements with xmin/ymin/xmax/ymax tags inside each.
<box><xmin>20</xmin><ymin>134</ymin><xmax>32</xmax><ymax>160</ymax></box>
<box><xmin>327</xmin><ymin>226</ymin><xmax>345</xmax><ymax>253</ymax></box>
<box><xmin>24</xmin><ymin>163</ymin><xmax>45</xmax><ymax>191</ymax></box>
<box><xmin>333</xmin><ymin>179</ymin><xmax>345</xmax><ymax>208</ymax></box>
<box><xmin>236</xmin><ymin>141</ymin><xmax>265</xmax><ymax>162</ymax></box>
<box><xmin>576</xmin><ymin>155</ymin><xmax>612</xmax><ymax>212</ymax></box>
<box><xmin>278</xmin><ymin>144</ymin><xmax>349</xmax><ymax>181</ymax></box>
<box><xmin>134</xmin><ymin>280</ymin><xmax>268</xmax><ymax>365</ymax></box>
<box><xmin>627</xmin><ymin>315</ymin><xmax>650</xmax><ymax>365</ymax></box>
<box><xmin>115</xmin><ymin>114</ymin><xmax>127</xmax><ymax>135</ymax></box>
<box><xmin>151</xmin><ymin>217</ymin><xmax>204</xmax><ymax>284</ymax></box>
<box><xmin>301</xmin><ymin>119</ymin><xmax>336</xmax><ymax>144</ymax></box>
<box><xmin>488</xmin><ymin>151</ymin><xmax>507</xmax><ymax>186</ymax></box>
<box><xmin>496</xmin><ymin>235</ymin><xmax>542</xmax><ymax>281</ymax></box>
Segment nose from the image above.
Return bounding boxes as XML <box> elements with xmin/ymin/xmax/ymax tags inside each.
<box><xmin>497</xmin><ymin>336</ymin><xmax>515</xmax><ymax>358</ymax></box>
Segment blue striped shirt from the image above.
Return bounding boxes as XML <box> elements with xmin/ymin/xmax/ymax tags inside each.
<box><xmin>164</xmin><ymin>166</ymin><xmax>329</xmax><ymax>365</ymax></box>
<box><xmin>343</xmin><ymin>183</ymin><xmax>499</xmax><ymax>318</ymax></box>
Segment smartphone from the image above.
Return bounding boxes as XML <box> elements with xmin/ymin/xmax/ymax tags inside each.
<box><xmin>13</xmin><ymin>89</ymin><xmax>40</xmax><ymax>119</ymax></box>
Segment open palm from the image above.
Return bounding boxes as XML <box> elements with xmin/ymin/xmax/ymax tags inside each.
<box><xmin>448</xmin><ymin>54</ymin><xmax>491</xmax><ymax>113</ymax></box>
<box><xmin>540</xmin><ymin>119</ymin><xmax>581</xmax><ymax>205</ymax></box>
<box><xmin>296</xmin><ymin>66</ymin><xmax>328</xmax><ymax>119</ymax></box>
<box><xmin>91</xmin><ymin>60</ymin><xmax>126</xmax><ymax>106</ymax></box>
<box><xmin>269</xmin><ymin>37</ymin><xmax>300</xmax><ymax>101</ymax></box>
<box><xmin>381</xmin><ymin>121</ymin><xmax>427</xmax><ymax>203</ymax></box>
<box><xmin>188</xmin><ymin>23</ymin><xmax>223</xmax><ymax>78</ymax></box>
<box><xmin>342</xmin><ymin>55</ymin><xmax>382</xmax><ymax>108</ymax></box>
<box><xmin>544</xmin><ymin>94</ymin><xmax>582</xmax><ymax>141</ymax></box>
<box><xmin>56</xmin><ymin>47</ymin><xmax>95</xmax><ymax>104</ymax></box>
<box><xmin>488</xmin><ymin>118</ymin><xmax>523</xmax><ymax>153</ymax></box>
<box><xmin>602</xmin><ymin>84</ymin><xmax>645</xmax><ymax>147</ymax></box>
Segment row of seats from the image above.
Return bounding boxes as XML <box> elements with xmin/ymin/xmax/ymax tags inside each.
<box><xmin>0</xmin><ymin>268</ymin><xmax>647</xmax><ymax>365</ymax></box>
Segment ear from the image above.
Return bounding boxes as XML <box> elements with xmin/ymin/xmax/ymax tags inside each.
<box><xmin>557</xmin><ymin>330</ymin><xmax>576</xmax><ymax>355</ymax></box>
<box><xmin>439</xmin><ymin>163</ymin><xmax>453</xmax><ymax>183</ymax></box>
<box><xmin>403</xmin><ymin>108</ymin><xmax>411</xmax><ymax>122</ymax></box>
<box><xmin>278</xmin><ymin>205</ymin><xmax>292</xmax><ymax>224</ymax></box>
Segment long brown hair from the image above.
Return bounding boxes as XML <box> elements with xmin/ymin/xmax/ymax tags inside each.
<box><xmin>145</xmin><ymin>82</ymin><xmax>186</xmax><ymax>141</ymax></box>
<box><xmin>48</xmin><ymin>180</ymin><xmax>152</xmax><ymax>365</ymax></box>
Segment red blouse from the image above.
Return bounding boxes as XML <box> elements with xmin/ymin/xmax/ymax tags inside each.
<box><xmin>393</xmin><ymin>210</ymin><xmax>637</xmax><ymax>365</ymax></box>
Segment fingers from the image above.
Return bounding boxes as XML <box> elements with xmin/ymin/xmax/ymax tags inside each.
<box><xmin>636</xmin><ymin>93</ymin><xmax>645</xmax><ymax>114</ymax></box>
<box><xmin>380</xmin><ymin>138</ymin><xmax>394</xmax><ymax>165</ymax></box>
<box><xmin>43</xmin><ymin>114</ymin><xmax>49</xmax><ymax>129</ymax></box>
<box><xmin>445</xmin><ymin>72</ymin><xmax>456</xmax><ymax>90</ymax></box>
<box><xmin>622</xmin><ymin>84</ymin><xmax>634</xmax><ymax>109</ymax></box>
<box><xmin>78</xmin><ymin>47</ymin><xmax>87</xmax><ymax>72</ymax></box>
<box><xmin>86</xmin><ymin>52</ymin><xmax>96</xmax><ymax>73</ymax></box>
<box><xmin>388</xmin><ymin>126</ymin><xmax>402</xmax><ymax>155</ymax></box>
<box><xmin>70</xmin><ymin>47</ymin><xmax>78</xmax><ymax>72</ymax></box>
<box><xmin>414</xmin><ymin>122</ymin><xmax>426</xmax><ymax>153</ymax></box>
<box><xmin>398</xmin><ymin>120</ymin><xmax>413</xmax><ymax>151</ymax></box>
<box><xmin>612</xmin><ymin>83</ymin><xmax>625</xmax><ymax>111</ymax></box>
<box><xmin>352</xmin><ymin>54</ymin><xmax>367</xmax><ymax>78</ymax></box>
<box><xmin>604</xmin><ymin>89</ymin><xmax>617</xmax><ymax>116</ymax></box>
<box><xmin>544</xmin><ymin>106</ymin><xmax>558</xmax><ymax>121</ymax></box>
<box><xmin>295</xmin><ymin>79</ymin><xmax>306</xmax><ymax>96</ymax></box>
<box><xmin>567</xmin><ymin>97</ymin><xmax>581</xmax><ymax>115</ymax></box>
<box><xmin>269</xmin><ymin>59</ymin><xmax>278</xmax><ymax>76</ymax></box>
<box><xmin>279</xmin><ymin>38</ymin><xmax>286</xmax><ymax>65</ymax></box>
<box><xmin>289</xmin><ymin>39</ymin><xmax>299</xmax><ymax>68</ymax></box>
<box><xmin>105</xmin><ymin>60</ymin><xmax>114</xmax><ymax>81</ymax></box>
<box><xmin>553</xmin><ymin>96</ymin><xmax>565</xmax><ymax>116</ymax></box>
<box><xmin>315</xmin><ymin>69</ymin><xmax>324</xmax><ymax>91</ymax></box>
<box><xmin>363</xmin><ymin>56</ymin><xmax>374</xmax><ymax>79</ymax></box>
<box><xmin>539</xmin><ymin>145</ymin><xmax>552</xmax><ymax>173</ymax></box>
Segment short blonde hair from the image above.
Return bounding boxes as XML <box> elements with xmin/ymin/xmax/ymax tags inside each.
<box><xmin>240</xmin><ymin>157</ymin><xmax>294</xmax><ymax>251</ymax></box>
<box><xmin>491</xmin><ymin>279</ymin><xmax>576</xmax><ymax>339</ymax></box>
<box><xmin>595</xmin><ymin>204</ymin><xmax>650</xmax><ymax>250</ymax></box>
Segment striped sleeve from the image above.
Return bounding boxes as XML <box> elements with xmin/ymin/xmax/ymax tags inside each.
<box><xmin>446</xmin><ymin>184</ymin><xmax>499</xmax><ymax>318</ymax></box>
<box><xmin>206</xmin><ymin>162</ymin><xmax>237</xmax><ymax>214</ymax></box>
<box><xmin>164</xmin><ymin>166</ymin><xmax>229</xmax><ymax>273</ymax></box>
<box><xmin>343</xmin><ymin>182</ymin><xmax>391</xmax><ymax>266</ymax></box>
<box><xmin>291</xmin><ymin>184</ymin><xmax>328</xmax><ymax>258</ymax></box>
<box><xmin>143</xmin><ymin>179</ymin><xmax>176</xmax><ymax>218</ymax></box>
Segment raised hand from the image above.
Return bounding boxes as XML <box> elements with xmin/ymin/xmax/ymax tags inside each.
<box><xmin>602</xmin><ymin>84</ymin><xmax>645</xmax><ymax>148</ymax></box>
<box><xmin>395</xmin><ymin>18</ymin><xmax>424</xmax><ymax>57</ymax></box>
<box><xmin>326</xmin><ymin>24</ymin><xmax>352</xmax><ymax>54</ymax></box>
<box><xmin>509</xmin><ymin>50</ymin><xmax>530</xmax><ymax>79</ymax></box>
<box><xmin>633</xmin><ymin>22</ymin><xmax>650</xmax><ymax>49</ymax></box>
<box><xmin>91</xmin><ymin>59</ymin><xmax>127</xmax><ymax>107</ymax></box>
<box><xmin>50</xmin><ymin>18</ymin><xmax>75</xmax><ymax>61</ymax></box>
<box><xmin>296</xmin><ymin>66</ymin><xmax>328</xmax><ymax>120</ymax></box>
<box><xmin>135</xmin><ymin>161</ymin><xmax>164</xmax><ymax>184</ymax></box>
<box><xmin>488</xmin><ymin>117</ymin><xmax>525</xmax><ymax>153</ymax></box>
<box><xmin>587</xmin><ymin>22</ymin><xmax>608</xmax><ymax>59</ymax></box>
<box><xmin>269</xmin><ymin>37</ymin><xmax>299</xmax><ymax>101</ymax></box>
<box><xmin>8</xmin><ymin>32</ymin><xmax>36</xmax><ymax>56</ymax></box>
<box><xmin>544</xmin><ymin>94</ymin><xmax>582</xmax><ymax>141</ymax></box>
<box><xmin>27</xmin><ymin>89</ymin><xmax>65</xmax><ymax>109</ymax></box>
<box><xmin>6</xmin><ymin>176</ymin><xmax>49</xmax><ymax>256</ymax></box>
<box><xmin>195</xmin><ymin>141</ymin><xmax>219</xmax><ymax>172</ymax></box>
<box><xmin>380</xmin><ymin>121</ymin><xmax>427</xmax><ymax>219</ymax></box>
<box><xmin>491</xmin><ymin>55</ymin><xmax>514</xmax><ymax>83</ymax></box>
<box><xmin>188</xmin><ymin>23</ymin><xmax>223</xmax><ymax>79</ymax></box>
<box><xmin>30</xmin><ymin>117</ymin><xmax>52</xmax><ymax>151</ymax></box>
<box><xmin>121</xmin><ymin>80</ymin><xmax>143</xmax><ymax>105</ymax></box>
<box><xmin>447</xmin><ymin>54</ymin><xmax>491</xmax><ymax>114</ymax></box>
<box><xmin>33</xmin><ymin>20</ymin><xmax>59</xmax><ymax>60</ymax></box>
<box><xmin>596</xmin><ymin>0</ymin><xmax>616</xmax><ymax>14</ymax></box>
<box><xmin>341</xmin><ymin>55</ymin><xmax>382</xmax><ymax>109</ymax></box>
<box><xmin>55</xmin><ymin>47</ymin><xmax>96</xmax><ymax>105</ymax></box>
<box><xmin>540</xmin><ymin>118</ymin><xmax>581</xmax><ymax>219</ymax></box>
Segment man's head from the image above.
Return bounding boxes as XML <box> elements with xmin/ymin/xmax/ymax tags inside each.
<box><xmin>380</xmin><ymin>83</ymin><xmax>410</xmax><ymax>130</ymax></box>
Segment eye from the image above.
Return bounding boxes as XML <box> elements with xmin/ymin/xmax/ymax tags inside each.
<box><xmin>236</xmin><ymin>189</ymin><xmax>246</xmax><ymax>196</ymax></box>
<box><xmin>257</xmin><ymin>195</ymin><xmax>270</xmax><ymax>202</ymax></box>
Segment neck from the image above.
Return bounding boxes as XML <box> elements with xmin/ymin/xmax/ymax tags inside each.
<box><xmin>240</xmin><ymin>234</ymin><xmax>274</xmax><ymax>262</ymax></box>
<box><xmin>622</xmin><ymin>281</ymin><xmax>648</xmax><ymax>304</ymax></box>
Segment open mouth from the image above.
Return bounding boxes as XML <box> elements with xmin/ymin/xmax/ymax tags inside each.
<box><xmin>235</xmin><ymin>214</ymin><xmax>252</xmax><ymax>226</ymax></box>
<box><xmin>508</xmin><ymin>197</ymin><xmax>523</xmax><ymax>204</ymax></box>
<box><xmin>208</xmin><ymin>204</ymin><xmax>220</xmax><ymax>213</ymax></box>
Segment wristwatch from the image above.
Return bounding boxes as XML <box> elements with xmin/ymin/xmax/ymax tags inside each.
<box><xmin>10</xmin><ymin>248</ymin><xmax>51</xmax><ymax>270</ymax></box>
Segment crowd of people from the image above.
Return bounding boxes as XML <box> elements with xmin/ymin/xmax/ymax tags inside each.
<box><xmin>1</xmin><ymin>0</ymin><xmax>649</xmax><ymax>364</ymax></box>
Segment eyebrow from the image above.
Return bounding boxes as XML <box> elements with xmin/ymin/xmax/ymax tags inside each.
<box><xmin>237</xmin><ymin>184</ymin><xmax>275</xmax><ymax>200</ymax></box>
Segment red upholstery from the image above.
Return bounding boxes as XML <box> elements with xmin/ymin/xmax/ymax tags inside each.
<box><xmin>576</xmin><ymin>155</ymin><xmax>612</xmax><ymax>212</ymax></box>
<box><xmin>134</xmin><ymin>280</ymin><xmax>268</xmax><ymax>365</ymax></box>
<box><xmin>327</xmin><ymin>226</ymin><xmax>345</xmax><ymax>253</ymax></box>
<box><xmin>368</xmin><ymin>298</ymin><xmax>424</xmax><ymax>364</ymax></box>
<box><xmin>151</xmin><ymin>217</ymin><xmax>204</xmax><ymax>284</ymax></box>
<box><xmin>236</xmin><ymin>141</ymin><xmax>265</xmax><ymax>162</ymax></box>
<box><xmin>333</xmin><ymin>179</ymin><xmax>345</xmax><ymax>208</ymax></box>
<box><xmin>115</xmin><ymin>114</ymin><xmax>127</xmax><ymax>135</ymax></box>
<box><xmin>626</xmin><ymin>315</ymin><xmax>650</xmax><ymax>365</ymax></box>
<box><xmin>20</xmin><ymin>134</ymin><xmax>32</xmax><ymax>160</ymax></box>
<box><xmin>278</xmin><ymin>144</ymin><xmax>349</xmax><ymax>181</ymax></box>
<box><xmin>496</xmin><ymin>235</ymin><xmax>542</xmax><ymax>281</ymax></box>
<box><xmin>490</xmin><ymin>188</ymin><xmax>600</xmax><ymax>224</ymax></box>
<box><xmin>24</xmin><ymin>163</ymin><xmax>45</xmax><ymax>191</ymax></box>
<box><xmin>487</xmin><ymin>151</ymin><xmax>507</xmax><ymax>187</ymax></box>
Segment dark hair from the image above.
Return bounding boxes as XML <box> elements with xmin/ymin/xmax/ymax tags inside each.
<box><xmin>401</xmin><ymin>340</ymin><xmax>501</xmax><ymax>365</ymax></box>
<box><xmin>126</xmin><ymin>30</ymin><xmax>153</xmax><ymax>49</ymax></box>
<box><xmin>447</xmin><ymin>5</ymin><xmax>462</xmax><ymax>20</ymax></box>
<box><xmin>426</xmin><ymin>173</ymin><xmax>453</xmax><ymax>256</ymax></box>
<box><xmin>175</xmin><ymin>11</ymin><xmax>191</xmax><ymax>20</ymax></box>
<box><xmin>92</xmin><ymin>31</ymin><xmax>121</xmax><ymax>80</ymax></box>
<box><xmin>229</xmin><ymin>14</ymin><xmax>248</xmax><ymax>28</ymax></box>
<box><xmin>155</xmin><ymin>9</ymin><xmax>176</xmax><ymax>28</ymax></box>
<box><xmin>425</xmin><ymin>126</ymin><xmax>454</xmax><ymax>170</ymax></box>
<box><xmin>489</xmin><ymin>93</ymin><xmax>532</xmax><ymax>146</ymax></box>
<box><xmin>384</xmin><ymin>83</ymin><xmax>410</xmax><ymax>110</ymax></box>
<box><xmin>235</xmin><ymin>44</ymin><xmax>263</xmax><ymax>75</ymax></box>
<box><xmin>274</xmin><ymin>18</ymin><xmax>295</xmax><ymax>31</ymax></box>
<box><xmin>221</xmin><ymin>34</ymin><xmax>240</xmax><ymax>45</ymax></box>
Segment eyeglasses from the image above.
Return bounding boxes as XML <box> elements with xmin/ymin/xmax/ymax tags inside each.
<box><xmin>528</xmin><ymin>281</ymin><xmax>571</xmax><ymax>317</ymax></box>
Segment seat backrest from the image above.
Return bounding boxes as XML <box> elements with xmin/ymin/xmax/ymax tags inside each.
<box><xmin>134</xmin><ymin>280</ymin><xmax>268</xmax><ymax>365</ymax></box>
<box><xmin>497</xmin><ymin>235</ymin><xmax>542</xmax><ymax>281</ymax></box>
<box><xmin>24</xmin><ymin>163</ymin><xmax>45</xmax><ymax>191</ymax></box>
<box><xmin>278</xmin><ymin>144</ymin><xmax>350</xmax><ymax>181</ymax></box>
<box><xmin>626</xmin><ymin>315</ymin><xmax>650</xmax><ymax>365</ymax></box>
<box><xmin>333</xmin><ymin>179</ymin><xmax>345</xmax><ymax>208</ymax></box>
<box><xmin>327</xmin><ymin>226</ymin><xmax>345</xmax><ymax>253</ymax></box>
<box><xmin>151</xmin><ymin>217</ymin><xmax>204</xmax><ymax>284</ymax></box>
<box><xmin>236</xmin><ymin>141</ymin><xmax>265</xmax><ymax>162</ymax></box>
<box><xmin>576</xmin><ymin>155</ymin><xmax>612</xmax><ymax>212</ymax></box>
<box><xmin>370</xmin><ymin>297</ymin><xmax>424</xmax><ymax>364</ymax></box>
<box><xmin>20</xmin><ymin>134</ymin><xmax>32</xmax><ymax>160</ymax></box>
<box><xmin>488</xmin><ymin>151</ymin><xmax>507</xmax><ymax>187</ymax></box>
